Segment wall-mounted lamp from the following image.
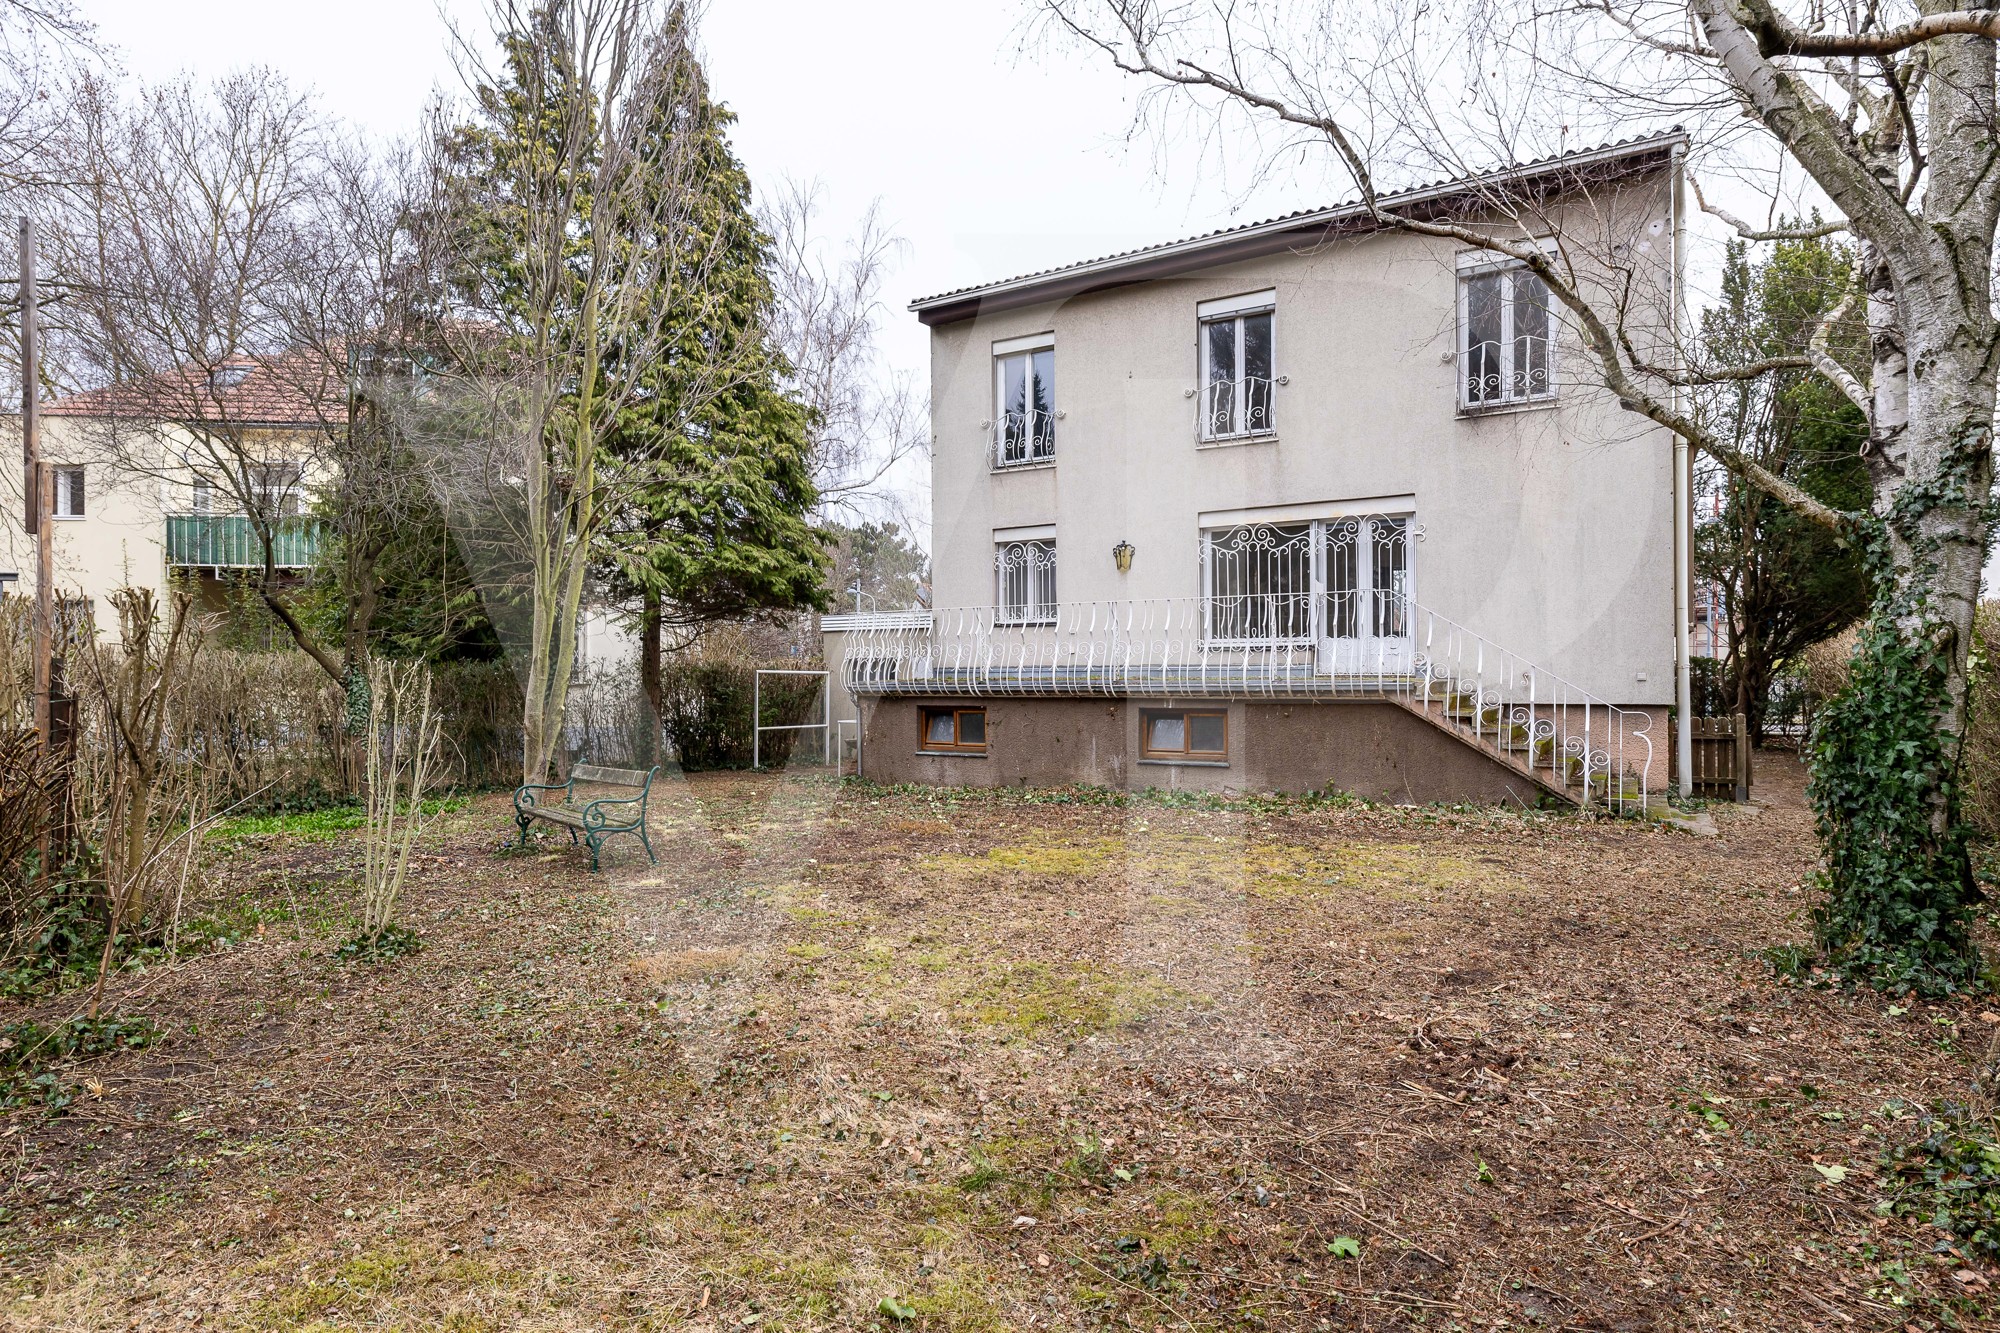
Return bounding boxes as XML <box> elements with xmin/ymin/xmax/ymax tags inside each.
<box><xmin>1112</xmin><ymin>540</ymin><xmax>1135</xmax><ymax>574</ymax></box>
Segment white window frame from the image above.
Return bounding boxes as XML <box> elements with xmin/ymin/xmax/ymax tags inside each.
<box><xmin>1456</xmin><ymin>248</ymin><xmax>1558</xmax><ymax>411</ymax></box>
<box><xmin>51</xmin><ymin>466</ymin><xmax>85</xmax><ymax>520</ymax></box>
<box><xmin>1196</xmin><ymin>291</ymin><xmax>1277</xmax><ymax>442</ymax></box>
<box><xmin>994</xmin><ymin>534</ymin><xmax>1057</xmax><ymax>625</ymax></box>
<box><xmin>247</xmin><ymin>460</ymin><xmax>304</xmax><ymax>518</ymax></box>
<box><xmin>1198</xmin><ymin>506</ymin><xmax>1417</xmax><ymax>647</ymax></box>
<box><xmin>991</xmin><ymin>332</ymin><xmax>1056</xmax><ymax>469</ymax></box>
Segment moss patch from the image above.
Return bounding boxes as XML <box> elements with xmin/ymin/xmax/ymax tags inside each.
<box><xmin>945</xmin><ymin>958</ymin><xmax>1183</xmax><ymax>1038</ymax></box>
<box><xmin>921</xmin><ymin>836</ymin><xmax>1125</xmax><ymax>879</ymax></box>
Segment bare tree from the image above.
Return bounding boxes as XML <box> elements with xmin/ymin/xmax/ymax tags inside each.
<box><xmin>761</xmin><ymin>180</ymin><xmax>928</xmax><ymax>526</ymax></box>
<box><xmin>1041</xmin><ymin>0</ymin><xmax>1998</xmax><ymax>987</ymax></box>
<box><xmin>418</xmin><ymin>0</ymin><xmax>771</xmax><ymax>783</ymax></box>
<box><xmin>33</xmin><ymin>69</ymin><xmax>437</xmax><ymax>701</ymax></box>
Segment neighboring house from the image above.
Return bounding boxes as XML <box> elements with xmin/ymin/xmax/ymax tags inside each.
<box><xmin>0</xmin><ymin>354</ymin><xmax>645</xmax><ymax>681</ymax></box>
<box><xmin>1</xmin><ymin>357</ymin><xmax>331</xmax><ymax>629</ymax></box>
<box><xmin>825</xmin><ymin>134</ymin><xmax>1688</xmax><ymax>808</ymax></box>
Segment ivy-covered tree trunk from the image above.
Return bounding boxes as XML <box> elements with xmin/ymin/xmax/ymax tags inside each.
<box><xmin>1808</xmin><ymin>227</ymin><xmax>1995</xmax><ymax>993</ymax></box>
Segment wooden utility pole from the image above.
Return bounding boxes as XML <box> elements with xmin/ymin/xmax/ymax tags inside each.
<box><xmin>19</xmin><ymin>216</ymin><xmax>50</xmax><ymax>750</ymax></box>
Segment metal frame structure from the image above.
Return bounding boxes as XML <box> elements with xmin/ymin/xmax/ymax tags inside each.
<box><xmin>752</xmin><ymin>668</ymin><xmax>833</xmax><ymax>770</ymax></box>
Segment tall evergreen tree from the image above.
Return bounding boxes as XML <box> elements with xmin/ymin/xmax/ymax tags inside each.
<box><xmin>427</xmin><ymin>0</ymin><xmax>822</xmax><ymax>780</ymax></box>
<box><xmin>594</xmin><ymin>29</ymin><xmax>827</xmax><ymax>736</ymax></box>
<box><xmin>1695</xmin><ymin>235</ymin><xmax>1873</xmax><ymax>742</ymax></box>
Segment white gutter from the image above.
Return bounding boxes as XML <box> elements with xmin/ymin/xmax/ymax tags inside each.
<box><xmin>1671</xmin><ymin>144</ymin><xmax>1695</xmax><ymax>800</ymax></box>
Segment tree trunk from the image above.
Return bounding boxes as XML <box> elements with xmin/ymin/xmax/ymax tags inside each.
<box><xmin>1809</xmin><ymin>264</ymin><xmax>1994</xmax><ymax>992</ymax></box>
<box><xmin>639</xmin><ymin>583</ymin><xmax>663</xmax><ymax>766</ymax></box>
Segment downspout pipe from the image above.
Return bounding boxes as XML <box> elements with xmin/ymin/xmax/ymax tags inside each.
<box><xmin>1671</xmin><ymin>145</ymin><xmax>1695</xmax><ymax>800</ymax></box>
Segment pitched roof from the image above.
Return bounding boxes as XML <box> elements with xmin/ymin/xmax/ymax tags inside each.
<box><xmin>910</xmin><ymin>130</ymin><xmax>1686</xmax><ymax>326</ymax></box>
<box><xmin>44</xmin><ymin>351</ymin><xmax>344</xmax><ymax>427</ymax></box>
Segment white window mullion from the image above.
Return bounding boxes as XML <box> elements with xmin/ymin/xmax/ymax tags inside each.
<box><xmin>1308</xmin><ymin>520</ymin><xmax>1327</xmax><ymax>644</ymax></box>
<box><xmin>1231</xmin><ymin>321</ymin><xmax>1240</xmax><ymax>435</ymax></box>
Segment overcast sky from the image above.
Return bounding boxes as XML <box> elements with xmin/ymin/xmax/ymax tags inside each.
<box><xmin>80</xmin><ymin>0</ymin><xmax>1325</xmax><ymax>442</ymax></box>
<box><xmin>80</xmin><ymin>0</ymin><xmax>1998</xmax><ymax>588</ymax></box>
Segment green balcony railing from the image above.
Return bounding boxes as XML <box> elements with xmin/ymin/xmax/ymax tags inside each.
<box><xmin>165</xmin><ymin>514</ymin><xmax>323</xmax><ymax>570</ymax></box>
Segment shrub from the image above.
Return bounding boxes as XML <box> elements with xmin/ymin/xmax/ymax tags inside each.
<box><xmin>658</xmin><ymin>656</ymin><xmax>824</xmax><ymax>770</ymax></box>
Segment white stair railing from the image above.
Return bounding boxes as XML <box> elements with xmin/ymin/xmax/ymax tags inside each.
<box><xmin>840</xmin><ymin>592</ymin><xmax>1653</xmax><ymax>812</ymax></box>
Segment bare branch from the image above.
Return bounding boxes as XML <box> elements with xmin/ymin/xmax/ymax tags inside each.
<box><xmin>1806</xmin><ymin>278</ymin><xmax>1870</xmax><ymax>415</ymax></box>
<box><xmin>1750</xmin><ymin>8</ymin><xmax>2000</xmax><ymax>58</ymax></box>
<box><xmin>1689</xmin><ymin>175</ymin><xmax>1848</xmax><ymax>239</ymax></box>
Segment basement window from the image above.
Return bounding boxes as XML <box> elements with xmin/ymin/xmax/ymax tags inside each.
<box><xmin>1141</xmin><ymin>708</ymin><xmax>1227</xmax><ymax>762</ymax></box>
<box><xmin>920</xmin><ymin>706</ymin><xmax>986</xmax><ymax>753</ymax></box>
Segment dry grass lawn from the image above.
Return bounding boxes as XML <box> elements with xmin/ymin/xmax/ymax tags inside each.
<box><xmin>1</xmin><ymin>757</ymin><xmax>1996</xmax><ymax>1330</ymax></box>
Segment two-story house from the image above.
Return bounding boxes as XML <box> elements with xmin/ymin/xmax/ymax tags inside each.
<box><xmin>832</xmin><ymin>133</ymin><xmax>1690</xmax><ymax>808</ymax></box>
<box><xmin>3</xmin><ymin>356</ymin><xmax>331</xmax><ymax>630</ymax></box>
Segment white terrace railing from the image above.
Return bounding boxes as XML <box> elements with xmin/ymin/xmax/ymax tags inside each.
<box><xmin>839</xmin><ymin>591</ymin><xmax>1654</xmax><ymax>812</ymax></box>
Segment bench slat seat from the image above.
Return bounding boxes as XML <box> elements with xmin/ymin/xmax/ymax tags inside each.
<box><xmin>512</xmin><ymin>764</ymin><xmax>660</xmax><ymax>870</ymax></box>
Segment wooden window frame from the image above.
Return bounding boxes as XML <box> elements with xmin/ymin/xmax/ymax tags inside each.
<box><xmin>1139</xmin><ymin>708</ymin><xmax>1229</xmax><ymax>761</ymax></box>
<box><xmin>919</xmin><ymin>705</ymin><xmax>988</xmax><ymax>753</ymax></box>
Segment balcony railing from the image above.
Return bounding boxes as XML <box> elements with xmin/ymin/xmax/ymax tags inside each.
<box><xmin>992</xmin><ymin>409</ymin><xmax>1057</xmax><ymax>468</ymax></box>
<box><xmin>1197</xmin><ymin>375</ymin><xmax>1277</xmax><ymax>442</ymax></box>
<box><xmin>839</xmin><ymin>591</ymin><xmax>1653</xmax><ymax>811</ymax></box>
<box><xmin>1460</xmin><ymin>334</ymin><xmax>1555</xmax><ymax>408</ymax></box>
<box><xmin>166</xmin><ymin>514</ymin><xmax>323</xmax><ymax>570</ymax></box>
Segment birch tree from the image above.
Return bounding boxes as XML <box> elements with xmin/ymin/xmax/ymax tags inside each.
<box><xmin>425</xmin><ymin>0</ymin><xmax>757</xmax><ymax>783</ymax></box>
<box><xmin>1042</xmin><ymin>0</ymin><xmax>2000</xmax><ymax>990</ymax></box>
<box><xmin>761</xmin><ymin>182</ymin><xmax>929</xmax><ymax>526</ymax></box>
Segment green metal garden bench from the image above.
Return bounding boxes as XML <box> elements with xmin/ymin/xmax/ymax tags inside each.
<box><xmin>512</xmin><ymin>763</ymin><xmax>659</xmax><ymax>871</ymax></box>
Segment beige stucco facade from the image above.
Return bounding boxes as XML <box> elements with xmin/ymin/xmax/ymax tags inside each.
<box><xmin>0</xmin><ymin>415</ymin><xmax>326</xmax><ymax>628</ymax></box>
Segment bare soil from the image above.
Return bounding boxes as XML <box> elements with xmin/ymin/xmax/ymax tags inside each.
<box><xmin>2</xmin><ymin>757</ymin><xmax>1997</xmax><ymax>1331</ymax></box>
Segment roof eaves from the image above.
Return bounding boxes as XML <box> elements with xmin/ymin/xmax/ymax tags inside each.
<box><xmin>910</xmin><ymin>130</ymin><xmax>1686</xmax><ymax>324</ymax></box>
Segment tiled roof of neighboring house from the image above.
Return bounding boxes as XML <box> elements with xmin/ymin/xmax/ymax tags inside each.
<box><xmin>44</xmin><ymin>352</ymin><xmax>343</xmax><ymax>427</ymax></box>
<box><xmin>910</xmin><ymin>130</ymin><xmax>1686</xmax><ymax>325</ymax></box>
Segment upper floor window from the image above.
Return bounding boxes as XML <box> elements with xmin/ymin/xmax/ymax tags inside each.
<box><xmin>52</xmin><ymin>466</ymin><xmax>84</xmax><ymax>519</ymax></box>
<box><xmin>249</xmin><ymin>461</ymin><xmax>303</xmax><ymax>518</ymax></box>
<box><xmin>995</xmin><ymin>536</ymin><xmax>1057</xmax><ymax>624</ymax></box>
<box><xmin>992</xmin><ymin>334</ymin><xmax>1055</xmax><ymax>468</ymax></box>
<box><xmin>1458</xmin><ymin>254</ymin><xmax>1554</xmax><ymax>409</ymax></box>
<box><xmin>1198</xmin><ymin>291</ymin><xmax>1276</xmax><ymax>442</ymax></box>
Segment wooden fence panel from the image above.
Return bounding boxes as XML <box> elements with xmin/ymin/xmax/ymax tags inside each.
<box><xmin>1678</xmin><ymin>714</ymin><xmax>1751</xmax><ymax>801</ymax></box>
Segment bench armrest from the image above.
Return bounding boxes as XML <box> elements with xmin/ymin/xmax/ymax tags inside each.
<box><xmin>579</xmin><ymin>788</ymin><xmax>649</xmax><ymax>830</ymax></box>
<box><xmin>514</xmin><ymin>779</ymin><xmax>572</xmax><ymax>812</ymax></box>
